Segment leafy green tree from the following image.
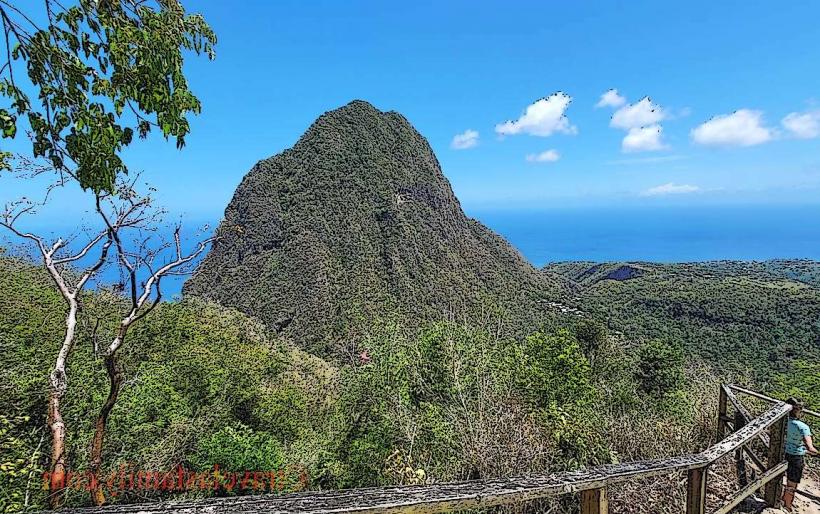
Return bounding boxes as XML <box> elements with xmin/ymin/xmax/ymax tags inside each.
<box><xmin>519</xmin><ymin>330</ymin><xmax>594</xmax><ymax>410</ymax></box>
<box><xmin>636</xmin><ymin>339</ymin><xmax>685</xmax><ymax>398</ymax></box>
<box><xmin>575</xmin><ymin>319</ymin><xmax>608</xmax><ymax>369</ymax></box>
<box><xmin>192</xmin><ymin>424</ymin><xmax>285</xmax><ymax>476</ymax></box>
<box><xmin>0</xmin><ymin>0</ymin><xmax>215</xmax><ymax>192</ymax></box>
<box><xmin>0</xmin><ymin>2</ymin><xmax>216</xmax><ymax>505</ymax></box>
<box><xmin>1</xmin><ymin>180</ymin><xmax>215</xmax><ymax>507</ymax></box>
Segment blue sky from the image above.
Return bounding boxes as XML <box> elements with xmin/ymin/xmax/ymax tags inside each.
<box><xmin>2</xmin><ymin>0</ymin><xmax>820</xmax><ymax>225</ymax></box>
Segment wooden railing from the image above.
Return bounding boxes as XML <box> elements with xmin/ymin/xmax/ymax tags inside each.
<box><xmin>65</xmin><ymin>385</ymin><xmax>816</xmax><ymax>514</ymax></box>
<box><xmin>718</xmin><ymin>384</ymin><xmax>820</xmax><ymax>508</ymax></box>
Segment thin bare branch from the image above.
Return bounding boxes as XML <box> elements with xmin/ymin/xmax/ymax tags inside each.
<box><xmin>53</xmin><ymin>229</ymin><xmax>109</xmax><ymax>265</ymax></box>
<box><xmin>107</xmin><ymin>233</ymin><xmax>217</xmax><ymax>355</ymax></box>
<box><xmin>75</xmin><ymin>237</ymin><xmax>112</xmax><ymax>290</ymax></box>
<box><xmin>0</xmin><ymin>218</ymin><xmax>46</xmax><ymax>253</ymax></box>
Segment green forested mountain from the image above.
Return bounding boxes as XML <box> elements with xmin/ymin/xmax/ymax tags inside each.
<box><xmin>546</xmin><ymin>260</ymin><xmax>820</xmax><ymax>380</ymax></box>
<box><xmin>184</xmin><ymin>101</ymin><xmax>568</xmax><ymax>355</ymax></box>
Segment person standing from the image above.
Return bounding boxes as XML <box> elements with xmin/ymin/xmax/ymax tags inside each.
<box><xmin>783</xmin><ymin>397</ymin><xmax>818</xmax><ymax>512</ymax></box>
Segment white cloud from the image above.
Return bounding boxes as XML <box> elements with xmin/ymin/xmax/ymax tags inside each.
<box><xmin>782</xmin><ymin>110</ymin><xmax>820</xmax><ymax>139</ymax></box>
<box><xmin>450</xmin><ymin>129</ymin><xmax>479</xmax><ymax>149</ymax></box>
<box><xmin>640</xmin><ymin>183</ymin><xmax>700</xmax><ymax>197</ymax></box>
<box><xmin>596</xmin><ymin>89</ymin><xmax>626</xmax><ymax>109</ymax></box>
<box><xmin>603</xmin><ymin>95</ymin><xmax>669</xmax><ymax>152</ymax></box>
<box><xmin>495</xmin><ymin>92</ymin><xmax>577</xmax><ymax>137</ymax></box>
<box><xmin>622</xmin><ymin>125</ymin><xmax>667</xmax><ymax>153</ymax></box>
<box><xmin>525</xmin><ymin>149</ymin><xmax>561</xmax><ymax>163</ymax></box>
<box><xmin>691</xmin><ymin>109</ymin><xmax>773</xmax><ymax>147</ymax></box>
<box><xmin>610</xmin><ymin>97</ymin><xmax>666</xmax><ymax>130</ymax></box>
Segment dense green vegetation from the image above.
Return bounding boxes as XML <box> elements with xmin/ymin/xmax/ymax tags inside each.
<box><xmin>185</xmin><ymin>100</ymin><xmax>568</xmax><ymax>356</ymax></box>
<box><xmin>1</xmin><ymin>96</ymin><xmax>817</xmax><ymax>513</ymax></box>
<box><xmin>546</xmin><ymin>261</ymin><xmax>820</xmax><ymax>382</ymax></box>
<box><xmin>1</xmin><ymin>256</ymin><xmax>722</xmax><ymax>512</ymax></box>
<box><xmin>0</xmin><ymin>257</ymin><xmax>330</xmax><ymax>510</ymax></box>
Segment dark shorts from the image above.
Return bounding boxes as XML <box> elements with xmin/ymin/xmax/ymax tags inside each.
<box><xmin>786</xmin><ymin>453</ymin><xmax>805</xmax><ymax>483</ymax></box>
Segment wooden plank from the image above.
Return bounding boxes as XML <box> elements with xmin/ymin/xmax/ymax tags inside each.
<box><xmin>728</xmin><ymin>385</ymin><xmax>820</xmax><ymax>419</ymax></box>
<box><xmin>713</xmin><ymin>461</ymin><xmax>788</xmax><ymax>514</ymax></box>
<box><xmin>580</xmin><ymin>487</ymin><xmax>608</xmax><ymax>514</ymax></box>
<box><xmin>726</xmin><ymin>418</ymin><xmax>767</xmax><ymax>472</ymax></box>
<box><xmin>717</xmin><ymin>385</ymin><xmax>728</xmax><ymax>440</ymax></box>
<box><xmin>685</xmin><ymin>466</ymin><xmax>708</xmax><ymax>514</ymax></box>
<box><xmin>764</xmin><ymin>416</ymin><xmax>787</xmax><ymax>506</ymax></box>
<box><xmin>56</xmin><ymin>456</ymin><xmax>705</xmax><ymax>514</ymax></box>
<box><xmin>734</xmin><ymin>411</ymin><xmax>749</xmax><ymax>487</ymax></box>
<box><xmin>724</xmin><ymin>384</ymin><xmax>770</xmax><ymax>447</ymax></box>
<box><xmin>56</xmin><ymin>403</ymin><xmax>790</xmax><ymax>514</ymax></box>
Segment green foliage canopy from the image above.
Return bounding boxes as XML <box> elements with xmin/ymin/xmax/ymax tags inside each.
<box><xmin>0</xmin><ymin>0</ymin><xmax>215</xmax><ymax>192</ymax></box>
<box><xmin>546</xmin><ymin>261</ymin><xmax>820</xmax><ymax>382</ymax></box>
<box><xmin>0</xmin><ymin>257</ymin><xmax>324</xmax><ymax>509</ymax></box>
<box><xmin>636</xmin><ymin>339</ymin><xmax>685</xmax><ymax>398</ymax></box>
<box><xmin>0</xmin><ymin>256</ymin><xmax>744</xmax><ymax>511</ymax></box>
<box><xmin>773</xmin><ymin>360</ymin><xmax>820</xmax><ymax>410</ymax></box>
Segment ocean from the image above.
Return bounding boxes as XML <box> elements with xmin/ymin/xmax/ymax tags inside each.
<box><xmin>9</xmin><ymin>204</ymin><xmax>818</xmax><ymax>298</ymax></box>
<box><xmin>470</xmin><ymin>204</ymin><xmax>820</xmax><ymax>266</ymax></box>
<box><xmin>130</xmin><ymin>204</ymin><xmax>820</xmax><ymax>297</ymax></box>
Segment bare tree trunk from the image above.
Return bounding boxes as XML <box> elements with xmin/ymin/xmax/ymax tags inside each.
<box><xmin>89</xmin><ymin>342</ymin><xmax>123</xmax><ymax>506</ymax></box>
<box><xmin>3</xmin><ymin>176</ymin><xmax>132</xmax><ymax>510</ymax></box>
<box><xmin>47</xmin><ymin>300</ymin><xmax>78</xmax><ymax>509</ymax></box>
<box><xmin>47</xmin><ymin>391</ymin><xmax>67</xmax><ymax>509</ymax></box>
<box><xmin>84</xmin><ymin>203</ymin><xmax>215</xmax><ymax>506</ymax></box>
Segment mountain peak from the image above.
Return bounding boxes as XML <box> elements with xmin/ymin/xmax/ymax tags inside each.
<box><xmin>310</xmin><ymin>99</ymin><xmax>394</xmax><ymax>128</ymax></box>
<box><xmin>333</xmin><ymin>99</ymin><xmax>381</xmax><ymax>114</ymax></box>
<box><xmin>295</xmin><ymin>99</ymin><xmax>415</xmax><ymax>150</ymax></box>
<box><xmin>185</xmin><ymin>103</ymin><xmax>565</xmax><ymax>355</ymax></box>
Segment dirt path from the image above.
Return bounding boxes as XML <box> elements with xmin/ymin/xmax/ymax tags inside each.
<box><xmin>793</xmin><ymin>477</ymin><xmax>820</xmax><ymax>513</ymax></box>
<box><xmin>761</xmin><ymin>477</ymin><xmax>820</xmax><ymax>513</ymax></box>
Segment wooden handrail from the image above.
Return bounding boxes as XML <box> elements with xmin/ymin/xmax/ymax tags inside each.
<box><xmin>728</xmin><ymin>384</ymin><xmax>820</xmax><ymax>419</ymax></box>
<box><xmin>700</xmin><ymin>401</ymin><xmax>788</xmax><ymax>463</ymax></box>
<box><xmin>722</xmin><ymin>384</ymin><xmax>770</xmax><ymax>446</ymax></box>
<box><xmin>58</xmin><ymin>398</ymin><xmax>793</xmax><ymax>514</ymax></box>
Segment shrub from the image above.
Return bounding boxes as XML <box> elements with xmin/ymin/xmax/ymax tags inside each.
<box><xmin>636</xmin><ymin>340</ymin><xmax>685</xmax><ymax>398</ymax></box>
<box><xmin>192</xmin><ymin>424</ymin><xmax>284</xmax><ymax>473</ymax></box>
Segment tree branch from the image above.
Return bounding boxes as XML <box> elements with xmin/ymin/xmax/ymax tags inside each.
<box><xmin>53</xmin><ymin>229</ymin><xmax>109</xmax><ymax>265</ymax></box>
<box><xmin>108</xmin><ymin>231</ymin><xmax>216</xmax><ymax>355</ymax></box>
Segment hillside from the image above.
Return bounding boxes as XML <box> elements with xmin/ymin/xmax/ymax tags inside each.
<box><xmin>0</xmin><ymin>256</ymin><xmax>338</xmax><ymax>510</ymax></box>
<box><xmin>185</xmin><ymin>101</ymin><xmax>567</xmax><ymax>353</ymax></box>
<box><xmin>0</xmin><ymin>256</ymin><xmax>731</xmax><ymax>512</ymax></box>
<box><xmin>546</xmin><ymin>260</ymin><xmax>820</xmax><ymax>379</ymax></box>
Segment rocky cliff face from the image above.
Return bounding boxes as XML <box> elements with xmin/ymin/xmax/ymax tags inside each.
<box><xmin>185</xmin><ymin>101</ymin><xmax>566</xmax><ymax>354</ymax></box>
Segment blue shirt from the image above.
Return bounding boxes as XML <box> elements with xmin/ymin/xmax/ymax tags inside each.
<box><xmin>785</xmin><ymin>419</ymin><xmax>812</xmax><ymax>456</ymax></box>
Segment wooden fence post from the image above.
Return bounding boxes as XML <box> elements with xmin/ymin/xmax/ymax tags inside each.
<box><xmin>686</xmin><ymin>465</ymin><xmax>709</xmax><ymax>514</ymax></box>
<box><xmin>717</xmin><ymin>385</ymin><xmax>728</xmax><ymax>440</ymax></box>
<box><xmin>734</xmin><ymin>411</ymin><xmax>748</xmax><ymax>487</ymax></box>
<box><xmin>764</xmin><ymin>415</ymin><xmax>787</xmax><ymax>506</ymax></box>
<box><xmin>580</xmin><ymin>487</ymin><xmax>608</xmax><ymax>514</ymax></box>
